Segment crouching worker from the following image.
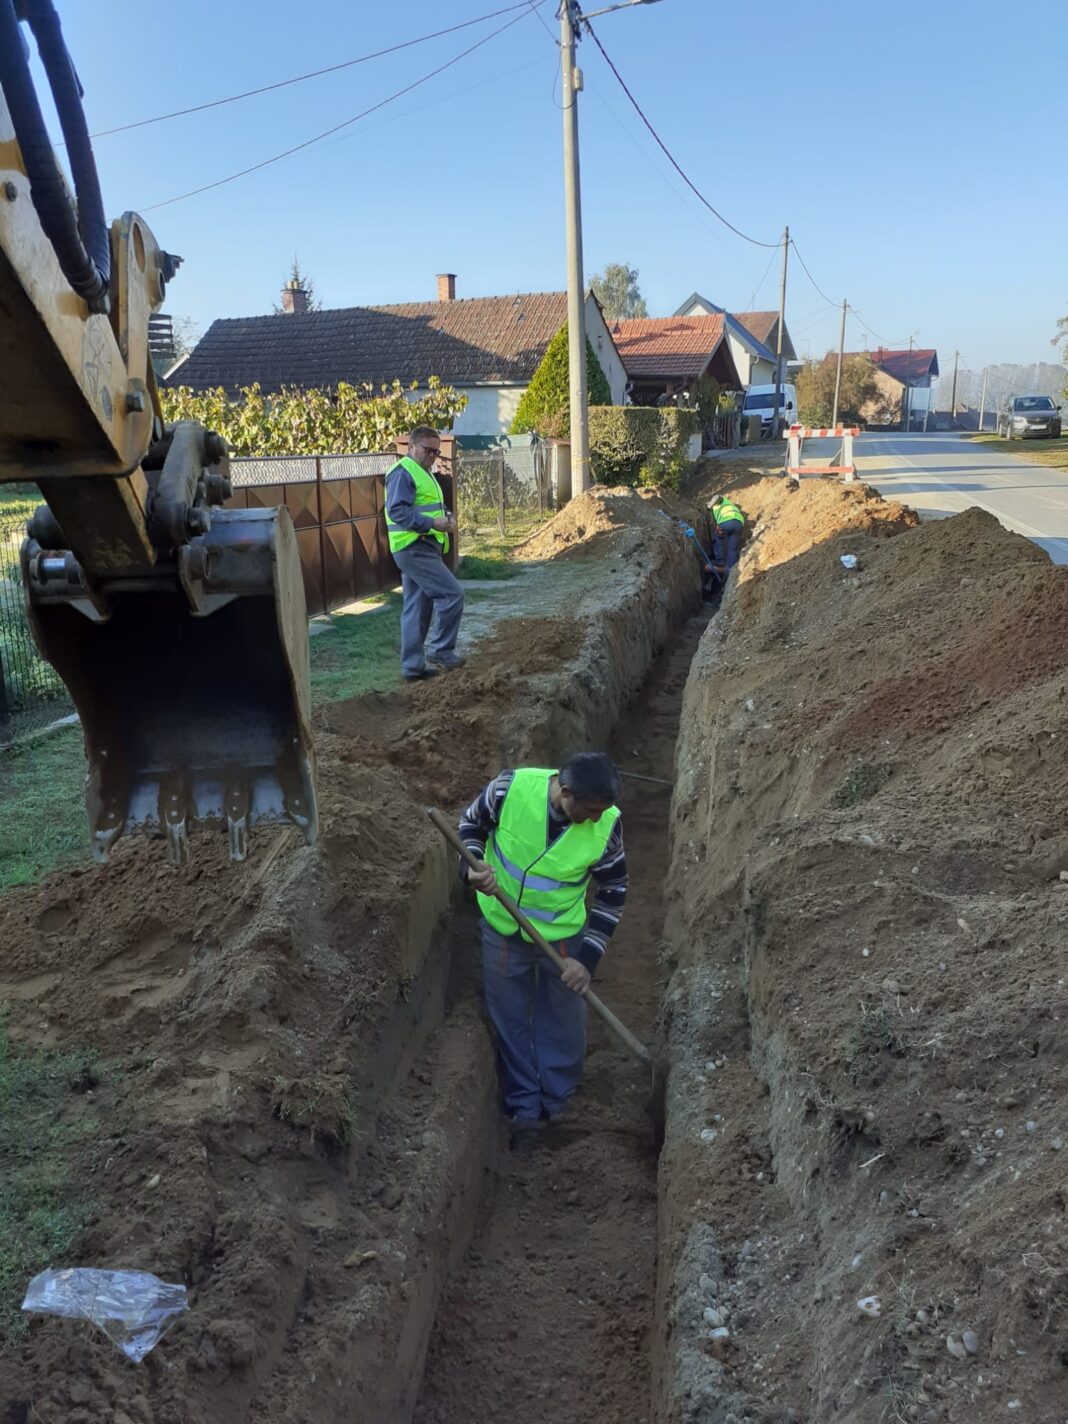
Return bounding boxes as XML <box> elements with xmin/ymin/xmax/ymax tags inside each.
<box><xmin>709</xmin><ymin>493</ymin><xmax>746</xmax><ymax>572</ymax></box>
<box><xmin>458</xmin><ymin>754</ymin><xmax>628</xmax><ymax>1132</ymax></box>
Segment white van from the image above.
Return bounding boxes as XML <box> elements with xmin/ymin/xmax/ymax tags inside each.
<box><xmin>742</xmin><ymin>383</ymin><xmax>798</xmax><ymax>436</ymax></box>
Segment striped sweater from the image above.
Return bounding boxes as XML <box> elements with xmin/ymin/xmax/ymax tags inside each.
<box><xmin>458</xmin><ymin>770</ymin><xmax>628</xmax><ymax>976</ymax></box>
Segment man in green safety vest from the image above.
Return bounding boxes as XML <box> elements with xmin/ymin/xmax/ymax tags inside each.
<box><xmin>709</xmin><ymin>494</ymin><xmax>746</xmax><ymax>573</ymax></box>
<box><xmin>458</xmin><ymin>754</ymin><xmax>628</xmax><ymax>1134</ymax></box>
<box><xmin>384</xmin><ymin>426</ymin><xmax>465</xmax><ymax>680</ymax></box>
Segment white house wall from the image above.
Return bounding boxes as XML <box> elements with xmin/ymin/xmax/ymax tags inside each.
<box><xmin>449</xmin><ymin>385</ymin><xmax>524</xmax><ymax>437</ymax></box>
<box><xmin>585</xmin><ymin>295</ymin><xmax>628</xmax><ymax>406</ymax></box>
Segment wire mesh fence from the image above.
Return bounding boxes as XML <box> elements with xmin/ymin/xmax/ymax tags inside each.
<box><xmin>0</xmin><ymin>515</ymin><xmax>73</xmax><ymax>742</ymax></box>
<box><xmin>454</xmin><ymin>442</ymin><xmax>554</xmax><ymax>555</ymax></box>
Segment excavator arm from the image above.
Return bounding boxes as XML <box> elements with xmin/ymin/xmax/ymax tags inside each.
<box><xmin>0</xmin><ymin>0</ymin><xmax>317</xmax><ymax>864</ymax></box>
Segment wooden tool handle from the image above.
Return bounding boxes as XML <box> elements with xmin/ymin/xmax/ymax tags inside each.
<box><xmin>427</xmin><ymin>807</ymin><xmax>652</xmax><ymax>1068</ymax></box>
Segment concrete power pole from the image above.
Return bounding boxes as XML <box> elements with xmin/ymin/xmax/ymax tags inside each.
<box><xmin>771</xmin><ymin>226</ymin><xmax>789</xmax><ymax>439</ymax></box>
<box><xmin>831</xmin><ymin>297</ymin><xmax>847</xmax><ymax>429</ymax></box>
<box><xmin>950</xmin><ymin>349</ymin><xmax>960</xmax><ymax>420</ymax></box>
<box><xmin>903</xmin><ymin>334</ymin><xmax>914</xmax><ymax>433</ymax></box>
<box><xmin>979</xmin><ymin>368</ymin><xmax>989</xmax><ymax>432</ymax></box>
<box><xmin>560</xmin><ymin>0</ymin><xmax>590</xmax><ymax>494</ymax></box>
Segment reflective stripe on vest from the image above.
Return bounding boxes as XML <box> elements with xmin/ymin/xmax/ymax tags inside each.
<box><xmin>713</xmin><ymin>501</ymin><xmax>744</xmax><ymax>525</ymax></box>
<box><xmin>385</xmin><ymin>455</ymin><xmax>449</xmax><ymax>554</ymax></box>
<box><xmin>477</xmin><ymin>768</ymin><xmax>620</xmax><ymax>943</ymax></box>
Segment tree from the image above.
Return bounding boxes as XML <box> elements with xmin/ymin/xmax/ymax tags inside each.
<box><xmin>272</xmin><ymin>256</ymin><xmax>322</xmax><ymax>314</ymax></box>
<box><xmin>1053</xmin><ymin>316</ymin><xmax>1068</xmax><ymax>397</ymax></box>
<box><xmin>589</xmin><ymin>262</ymin><xmax>648</xmax><ymax>321</ymax></box>
<box><xmin>160</xmin><ymin>377</ymin><xmax>467</xmax><ymax>456</ymax></box>
<box><xmin>173</xmin><ymin>317</ymin><xmax>201</xmax><ymax>360</ymax></box>
<box><xmin>510</xmin><ymin>323</ymin><xmax>613</xmax><ymax>439</ymax></box>
<box><xmin>795</xmin><ymin>352</ymin><xmax>887</xmax><ymax>427</ymax></box>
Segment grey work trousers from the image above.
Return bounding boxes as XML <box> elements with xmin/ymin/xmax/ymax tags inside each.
<box><xmin>392</xmin><ymin>539</ymin><xmax>464</xmax><ymax>675</ymax></box>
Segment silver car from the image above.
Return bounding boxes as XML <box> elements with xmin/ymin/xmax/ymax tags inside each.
<box><xmin>998</xmin><ymin>395</ymin><xmax>1063</xmax><ymax>440</ymax></box>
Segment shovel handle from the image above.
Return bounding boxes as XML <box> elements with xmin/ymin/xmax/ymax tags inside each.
<box><xmin>427</xmin><ymin>807</ymin><xmax>652</xmax><ymax>1069</ymax></box>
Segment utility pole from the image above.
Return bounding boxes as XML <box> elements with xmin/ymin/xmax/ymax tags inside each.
<box><xmin>903</xmin><ymin>333</ymin><xmax>913</xmax><ymax>433</ymax></box>
<box><xmin>558</xmin><ymin>0</ymin><xmax>663</xmax><ymax>493</ymax></box>
<box><xmin>771</xmin><ymin>225</ymin><xmax>789</xmax><ymax>439</ymax></box>
<box><xmin>979</xmin><ymin>368</ymin><xmax>988</xmax><ymax>432</ymax></box>
<box><xmin>560</xmin><ymin>0</ymin><xmax>590</xmax><ymax>493</ymax></box>
<box><xmin>950</xmin><ymin>349</ymin><xmax>960</xmax><ymax>418</ymax></box>
<box><xmin>831</xmin><ymin>296</ymin><xmax>847</xmax><ymax>428</ymax></box>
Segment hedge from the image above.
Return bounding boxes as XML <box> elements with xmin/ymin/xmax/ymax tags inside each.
<box><xmin>588</xmin><ymin>406</ymin><xmax>699</xmax><ymax>490</ymax></box>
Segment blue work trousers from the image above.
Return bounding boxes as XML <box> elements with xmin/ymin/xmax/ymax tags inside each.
<box><xmin>712</xmin><ymin>518</ymin><xmax>744</xmax><ymax>569</ymax></box>
<box><xmin>391</xmin><ymin>539</ymin><xmax>464</xmax><ymax>676</ymax></box>
<box><xmin>480</xmin><ymin>919</ymin><xmax>587</xmax><ymax>1123</ymax></box>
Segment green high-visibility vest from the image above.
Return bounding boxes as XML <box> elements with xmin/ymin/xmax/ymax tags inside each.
<box><xmin>713</xmin><ymin>500</ymin><xmax>744</xmax><ymax>526</ymax></box>
<box><xmin>385</xmin><ymin>456</ymin><xmax>449</xmax><ymax>554</ymax></box>
<box><xmin>478</xmin><ymin>768</ymin><xmax>621</xmax><ymax>943</ymax></box>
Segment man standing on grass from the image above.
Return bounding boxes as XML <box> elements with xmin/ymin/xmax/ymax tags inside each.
<box><xmin>458</xmin><ymin>754</ymin><xmax>628</xmax><ymax>1134</ymax></box>
<box><xmin>384</xmin><ymin>426</ymin><xmax>465</xmax><ymax>681</ymax></box>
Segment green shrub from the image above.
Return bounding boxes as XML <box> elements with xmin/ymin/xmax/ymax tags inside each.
<box><xmin>589</xmin><ymin>406</ymin><xmax>699</xmax><ymax>490</ymax></box>
<box><xmin>511</xmin><ymin>324</ymin><xmax>612</xmax><ymax>439</ymax></box>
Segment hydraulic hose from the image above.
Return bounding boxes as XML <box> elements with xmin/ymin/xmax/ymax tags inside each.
<box><xmin>0</xmin><ymin>0</ymin><xmax>110</xmax><ymax>310</ymax></box>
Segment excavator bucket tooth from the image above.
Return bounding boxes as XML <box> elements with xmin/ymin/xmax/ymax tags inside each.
<box><xmin>23</xmin><ymin>506</ymin><xmax>317</xmax><ymax>863</ymax></box>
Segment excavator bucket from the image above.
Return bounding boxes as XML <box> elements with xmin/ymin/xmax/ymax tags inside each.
<box><xmin>22</xmin><ymin>505</ymin><xmax>317</xmax><ymax>864</ymax></box>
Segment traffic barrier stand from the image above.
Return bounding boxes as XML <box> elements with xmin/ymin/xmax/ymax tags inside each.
<box><xmin>784</xmin><ymin>424</ymin><xmax>860</xmax><ymax>485</ymax></box>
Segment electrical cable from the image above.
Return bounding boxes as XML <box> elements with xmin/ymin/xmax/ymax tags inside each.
<box><xmin>142</xmin><ymin>6</ymin><xmax>541</xmax><ymax>211</ymax></box>
<box><xmin>90</xmin><ymin>2</ymin><xmax>548</xmax><ymax>139</ymax></box>
<box><xmin>582</xmin><ymin>19</ymin><xmax>780</xmax><ymax>249</ymax></box>
<box><xmin>788</xmin><ymin>238</ymin><xmax>836</xmax><ymax>308</ymax></box>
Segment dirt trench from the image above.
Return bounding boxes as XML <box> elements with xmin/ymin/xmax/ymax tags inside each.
<box><xmin>656</xmin><ymin>477</ymin><xmax>1068</xmax><ymax>1423</ymax></box>
<box><xmin>412</xmin><ymin>614</ymin><xmax>710</xmax><ymax>1424</ymax></box>
<box><xmin>0</xmin><ymin>487</ymin><xmax>702</xmax><ymax>1424</ymax></box>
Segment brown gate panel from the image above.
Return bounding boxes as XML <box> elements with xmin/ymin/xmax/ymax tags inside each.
<box><xmin>352</xmin><ymin>519</ymin><xmax>383</xmax><ymax>598</ymax></box>
<box><xmin>350</xmin><ymin>476</ymin><xmax>379</xmax><ymax>520</ymax></box>
<box><xmin>319</xmin><ymin>477</ymin><xmax>352</xmax><ymax>525</ymax></box>
<box><xmin>285</xmin><ymin>482</ymin><xmax>320</xmax><ymax>530</ymax></box>
<box><xmin>322</xmin><ymin>521</ymin><xmax>356</xmax><ymax>608</ymax></box>
<box><xmin>295</xmin><ymin>526</ymin><xmax>325</xmax><ymax>615</ymax></box>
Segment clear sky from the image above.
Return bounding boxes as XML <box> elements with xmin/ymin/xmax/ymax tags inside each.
<box><xmin>42</xmin><ymin>0</ymin><xmax>1068</xmax><ymax>374</ymax></box>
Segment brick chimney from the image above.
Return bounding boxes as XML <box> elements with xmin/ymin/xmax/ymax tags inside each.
<box><xmin>436</xmin><ymin>273</ymin><xmax>457</xmax><ymax>302</ymax></box>
<box><xmin>281</xmin><ymin>279</ymin><xmax>309</xmax><ymax>315</ymax></box>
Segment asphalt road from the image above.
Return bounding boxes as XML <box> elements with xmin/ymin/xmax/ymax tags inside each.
<box><xmin>850</xmin><ymin>432</ymin><xmax>1068</xmax><ymax>565</ymax></box>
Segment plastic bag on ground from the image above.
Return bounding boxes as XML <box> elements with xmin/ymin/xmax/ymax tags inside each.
<box><xmin>22</xmin><ymin>1268</ymin><xmax>188</xmax><ymax>1362</ymax></box>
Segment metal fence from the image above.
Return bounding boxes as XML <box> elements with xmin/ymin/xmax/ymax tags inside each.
<box><xmin>227</xmin><ymin>447</ymin><xmax>458</xmax><ymax>615</ymax></box>
<box><xmin>454</xmin><ymin>442</ymin><xmax>553</xmax><ymax>551</ymax></box>
<box><xmin>0</xmin><ymin>514</ymin><xmax>72</xmax><ymax>741</ymax></box>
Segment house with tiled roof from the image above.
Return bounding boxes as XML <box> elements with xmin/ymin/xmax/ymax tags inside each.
<box><xmin>168</xmin><ymin>274</ymin><xmax>627</xmax><ymax>439</ymax></box>
<box><xmin>611</xmin><ymin>313</ymin><xmax>742</xmax><ymax>404</ymax></box>
<box><xmin>828</xmin><ymin>346</ymin><xmax>940</xmax><ymax>428</ymax></box>
<box><xmin>672</xmin><ymin>293</ymin><xmax>796</xmax><ymax>385</ymax></box>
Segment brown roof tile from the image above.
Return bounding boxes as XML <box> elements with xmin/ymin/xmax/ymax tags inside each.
<box><xmin>170</xmin><ymin>292</ymin><xmax>571</xmax><ymax>393</ymax></box>
<box><xmin>613</xmin><ymin>314</ymin><xmax>726</xmax><ymax>378</ymax></box>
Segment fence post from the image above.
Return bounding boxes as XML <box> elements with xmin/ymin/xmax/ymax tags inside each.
<box><xmin>0</xmin><ymin>647</ymin><xmax>10</xmax><ymax>737</ymax></box>
<box><xmin>315</xmin><ymin>457</ymin><xmax>328</xmax><ymax>616</ymax></box>
<box><xmin>497</xmin><ymin>452</ymin><xmax>506</xmax><ymax>537</ymax></box>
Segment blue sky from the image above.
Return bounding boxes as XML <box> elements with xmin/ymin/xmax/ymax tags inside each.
<box><xmin>44</xmin><ymin>0</ymin><xmax>1068</xmax><ymax>373</ymax></box>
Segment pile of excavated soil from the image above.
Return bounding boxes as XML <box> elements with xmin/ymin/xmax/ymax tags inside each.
<box><xmin>515</xmin><ymin>485</ymin><xmax>693</xmax><ymax>562</ymax></box>
<box><xmin>659</xmin><ymin>482</ymin><xmax>1068</xmax><ymax>1422</ymax></box>
<box><xmin>0</xmin><ymin>488</ymin><xmax>697</xmax><ymax>1424</ymax></box>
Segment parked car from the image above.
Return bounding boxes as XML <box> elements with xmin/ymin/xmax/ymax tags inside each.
<box><xmin>742</xmin><ymin>383</ymin><xmax>799</xmax><ymax>436</ymax></box>
<box><xmin>997</xmin><ymin>395</ymin><xmax>1063</xmax><ymax>440</ymax></box>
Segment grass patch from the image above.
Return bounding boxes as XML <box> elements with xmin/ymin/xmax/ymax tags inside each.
<box><xmin>0</xmin><ymin>726</ymin><xmax>89</xmax><ymax>890</ymax></box>
<box><xmin>457</xmin><ymin>553</ymin><xmax>518</xmax><ymax>580</ymax></box>
<box><xmin>308</xmin><ymin>591</ymin><xmax>405</xmax><ymax>705</ymax></box>
<box><xmin>0</xmin><ymin>484</ymin><xmax>40</xmax><ymax>526</ymax></box>
<box><xmin>969</xmin><ymin>432</ymin><xmax>1068</xmax><ymax>472</ymax></box>
<box><xmin>0</xmin><ymin>1012</ymin><xmax>99</xmax><ymax>1339</ymax></box>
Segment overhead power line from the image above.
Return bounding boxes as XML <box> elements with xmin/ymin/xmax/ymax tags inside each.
<box><xmin>142</xmin><ymin>5</ymin><xmax>543</xmax><ymax>211</ymax></box>
<box><xmin>846</xmin><ymin>305</ymin><xmax>909</xmax><ymax>349</ymax></box>
<box><xmin>582</xmin><ymin>20</ymin><xmax>780</xmax><ymax>249</ymax></box>
<box><xmin>91</xmin><ymin>2</ymin><xmax>545</xmax><ymax>139</ymax></box>
<box><xmin>788</xmin><ymin>238</ymin><xmax>837</xmax><ymax>308</ymax></box>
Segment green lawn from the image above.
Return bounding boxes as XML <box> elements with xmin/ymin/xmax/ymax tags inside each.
<box><xmin>0</xmin><ymin>1013</ymin><xmax>103</xmax><ymax>1339</ymax></box>
<box><xmin>969</xmin><ymin>432</ymin><xmax>1068</xmax><ymax>472</ymax></box>
<box><xmin>0</xmin><ymin>484</ymin><xmax>40</xmax><ymax>528</ymax></box>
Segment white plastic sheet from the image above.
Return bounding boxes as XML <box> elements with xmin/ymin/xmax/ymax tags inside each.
<box><xmin>22</xmin><ymin>1268</ymin><xmax>187</xmax><ymax>1362</ymax></box>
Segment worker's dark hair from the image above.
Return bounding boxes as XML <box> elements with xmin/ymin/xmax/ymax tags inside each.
<box><xmin>408</xmin><ymin>425</ymin><xmax>440</xmax><ymax>447</ymax></box>
<box><xmin>558</xmin><ymin>752</ymin><xmax>622</xmax><ymax>806</ymax></box>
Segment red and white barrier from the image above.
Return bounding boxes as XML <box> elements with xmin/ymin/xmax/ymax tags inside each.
<box><xmin>785</xmin><ymin>424</ymin><xmax>860</xmax><ymax>483</ymax></box>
